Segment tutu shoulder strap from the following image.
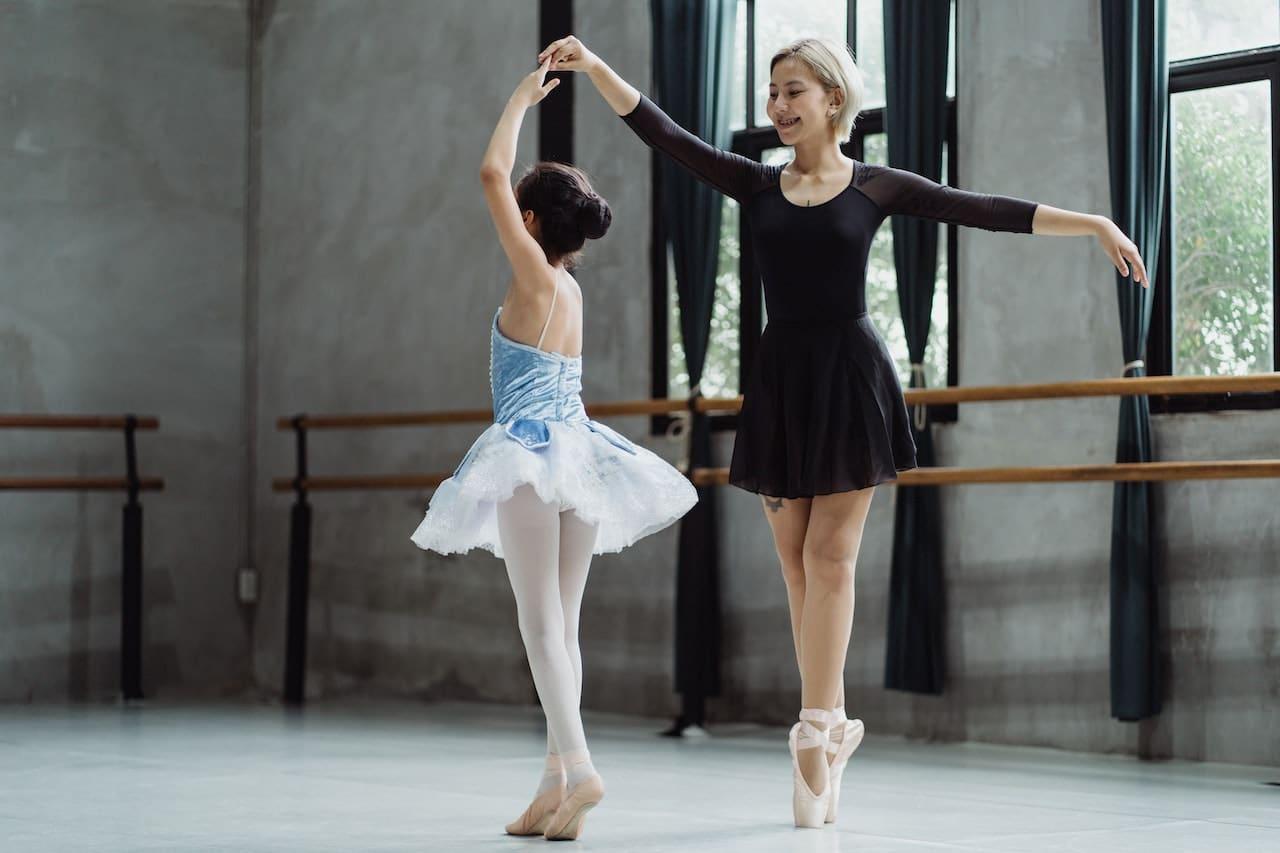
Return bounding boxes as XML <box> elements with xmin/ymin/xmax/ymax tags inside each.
<box><xmin>535</xmin><ymin>282</ymin><xmax>559</xmax><ymax>351</ymax></box>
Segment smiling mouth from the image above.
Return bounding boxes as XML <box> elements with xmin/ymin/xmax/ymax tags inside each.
<box><xmin>777</xmin><ymin>115</ymin><xmax>800</xmax><ymax>130</ymax></box>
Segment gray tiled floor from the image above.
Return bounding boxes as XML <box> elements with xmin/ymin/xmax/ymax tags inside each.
<box><xmin>1</xmin><ymin>699</ymin><xmax>1276</xmax><ymax>852</ymax></box>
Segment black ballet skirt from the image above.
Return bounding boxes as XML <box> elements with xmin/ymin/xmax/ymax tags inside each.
<box><xmin>622</xmin><ymin>95</ymin><xmax>1038</xmax><ymax>498</ymax></box>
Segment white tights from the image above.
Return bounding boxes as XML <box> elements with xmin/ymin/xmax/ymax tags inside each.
<box><xmin>496</xmin><ymin>484</ymin><xmax>599</xmax><ymax>789</ymax></box>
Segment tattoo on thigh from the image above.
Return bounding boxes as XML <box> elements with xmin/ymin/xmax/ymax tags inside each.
<box><xmin>765</xmin><ymin>496</ymin><xmax>784</xmax><ymax>513</ymax></box>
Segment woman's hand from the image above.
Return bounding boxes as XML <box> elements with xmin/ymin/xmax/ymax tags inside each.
<box><xmin>512</xmin><ymin>57</ymin><xmax>561</xmax><ymax>108</ymax></box>
<box><xmin>1093</xmin><ymin>216</ymin><xmax>1149</xmax><ymax>287</ymax></box>
<box><xmin>1031</xmin><ymin>206</ymin><xmax>1149</xmax><ymax>288</ymax></box>
<box><xmin>537</xmin><ymin>35</ymin><xmax>599</xmax><ymax>73</ymax></box>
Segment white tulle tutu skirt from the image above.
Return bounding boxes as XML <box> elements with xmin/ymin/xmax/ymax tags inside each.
<box><xmin>410</xmin><ymin>418</ymin><xmax>698</xmax><ymax>558</ymax></box>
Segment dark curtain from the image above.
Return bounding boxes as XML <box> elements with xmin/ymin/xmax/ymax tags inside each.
<box><xmin>651</xmin><ymin>0</ymin><xmax>736</xmax><ymax>724</ymax></box>
<box><xmin>1100</xmin><ymin>0</ymin><xmax>1168</xmax><ymax>721</ymax></box>
<box><xmin>881</xmin><ymin>0</ymin><xmax>951</xmax><ymax>695</ymax></box>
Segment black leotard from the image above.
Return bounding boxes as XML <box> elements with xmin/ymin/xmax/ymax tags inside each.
<box><xmin>622</xmin><ymin>94</ymin><xmax>1038</xmax><ymax>496</ymax></box>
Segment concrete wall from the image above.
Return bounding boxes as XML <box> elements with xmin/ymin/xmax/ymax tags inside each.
<box><xmin>0</xmin><ymin>0</ymin><xmax>252</xmax><ymax>700</ymax></box>
<box><xmin>3</xmin><ymin>0</ymin><xmax>1274</xmax><ymax>768</ymax></box>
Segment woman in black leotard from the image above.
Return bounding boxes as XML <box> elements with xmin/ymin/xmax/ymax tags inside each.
<box><xmin>537</xmin><ymin>33</ymin><xmax>1148</xmax><ymax>829</ymax></box>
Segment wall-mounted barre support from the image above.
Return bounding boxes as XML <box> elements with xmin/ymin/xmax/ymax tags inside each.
<box><xmin>1</xmin><ymin>413</ymin><xmax>161</xmax><ymax>701</ymax></box>
<box><xmin>284</xmin><ymin>415</ymin><xmax>311</xmax><ymax>706</ymax></box>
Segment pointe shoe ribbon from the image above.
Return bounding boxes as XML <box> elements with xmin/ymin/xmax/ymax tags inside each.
<box><xmin>504</xmin><ymin>783</ymin><xmax>566</xmax><ymax>836</ymax></box>
<box><xmin>543</xmin><ymin>773</ymin><xmax>605</xmax><ymax>841</ymax></box>
<box><xmin>825</xmin><ymin>717</ymin><xmax>865</xmax><ymax>824</ymax></box>
<box><xmin>789</xmin><ymin>707</ymin><xmax>832</xmax><ymax>829</ymax></box>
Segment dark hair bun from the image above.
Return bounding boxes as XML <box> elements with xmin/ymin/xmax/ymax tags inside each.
<box><xmin>514</xmin><ymin>162</ymin><xmax>611</xmax><ymax>270</ymax></box>
<box><xmin>577</xmin><ymin>195</ymin><xmax>612</xmax><ymax>241</ymax></box>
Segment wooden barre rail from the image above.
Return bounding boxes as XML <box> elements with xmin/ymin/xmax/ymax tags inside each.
<box><xmin>275</xmin><ymin>373</ymin><xmax>1280</xmax><ymax>429</ymax></box>
<box><xmin>0</xmin><ymin>415</ymin><xmax>161</xmax><ymax>430</ymax></box>
<box><xmin>900</xmin><ymin>373</ymin><xmax>1280</xmax><ymax>405</ymax></box>
<box><xmin>0</xmin><ymin>477</ymin><xmax>165</xmax><ymax>492</ymax></box>
<box><xmin>696</xmin><ymin>461</ymin><xmax>1280</xmax><ymax>486</ymax></box>
<box><xmin>1</xmin><ymin>412</ymin><xmax>161</xmax><ymax>702</ymax></box>
<box><xmin>271</xmin><ymin>460</ymin><xmax>1280</xmax><ymax>492</ymax></box>
<box><xmin>271</xmin><ymin>376</ymin><xmax>1280</xmax><ymax>707</ymax></box>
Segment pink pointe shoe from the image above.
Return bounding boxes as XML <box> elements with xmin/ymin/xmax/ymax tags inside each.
<box><xmin>825</xmin><ymin>716</ymin><xmax>865</xmax><ymax>823</ymax></box>
<box><xmin>505</xmin><ymin>755</ymin><xmax>566</xmax><ymax>836</ymax></box>
<box><xmin>543</xmin><ymin>774</ymin><xmax>605</xmax><ymax>841</ymax></box>
<box><xmin>505</xmin><ymin>784</ymin><xmax>565</xmax><ymax>836</ymax></box>
<box><xmin>789</xmin><ymin>708</ymin><xmax>832</xmax><ymax>828</ymax></box>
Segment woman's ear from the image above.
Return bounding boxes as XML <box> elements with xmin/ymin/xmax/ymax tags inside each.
<box><xmin>827</xmin><ymin>87</ymin><xmax>844</xmax><ymax>117</ymax></box>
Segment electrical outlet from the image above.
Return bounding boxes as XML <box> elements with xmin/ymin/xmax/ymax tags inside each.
<box><xmin>237</xmin><ymin>567</ymin><xmax>259</xmax><ymax>604</ymax></box>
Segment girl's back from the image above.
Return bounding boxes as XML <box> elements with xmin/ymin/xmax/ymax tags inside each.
<box><xmin>498</xmin><ymin>270</ymin><xmax>584</xmax><ymax>358</ymax></box>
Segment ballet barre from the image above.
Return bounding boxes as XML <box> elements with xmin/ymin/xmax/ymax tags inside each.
<box><xmin>274</xmin><ymin>373</ymin><xmax>1280</xmax><ymax>430</ymax></box>
<box><xmin>1</xmin><ymin>414</ymin><xmax>163</xmax><ymax>700</ymax></box>
<box><xmin>272</xmin><ymin>371</ymin><xmax>1280</xmax><ymax>704</ymax></box>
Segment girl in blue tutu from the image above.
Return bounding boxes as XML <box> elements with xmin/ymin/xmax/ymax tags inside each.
<box><xmin>410</xmin><ymin>59</ymin><xmax>697</xmax><ymax>841</ymax></box>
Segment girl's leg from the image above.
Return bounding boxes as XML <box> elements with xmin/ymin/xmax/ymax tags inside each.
<box><xmin>496</xmin><ymin>485</ymin><xmax>593</xmax><ymax>783</ymax></box>
<box><xmin>553</xmin><ymin>507</ymin><xmax>599</xmax><ymax>786</ymax></box>
<box><xmin>794</xmin><ymin>486</ymin><xmax>875</xmax><ymax>794</ymax></box>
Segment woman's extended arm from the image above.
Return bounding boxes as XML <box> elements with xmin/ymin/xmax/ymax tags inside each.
<box><xmin>860</xmin><ymin>165</ymin><xmax>1148</xmax><ymax>287</ymax></box>
<box><xmin>1031</xmin><ymin>205</ymin><xmax>1148</xmax><ymax>285</ymax></box>
<box><xmin>538</xmin><ymin>35</ymin><xmax>639</xmax><ymax>115</ymax></box>
<box><xmin>538</xmin><ymin>35</ymin><xmax>766</xmax><ymax>203</ymax></box>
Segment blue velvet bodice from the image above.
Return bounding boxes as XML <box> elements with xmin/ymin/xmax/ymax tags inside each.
<box><xmin>491</xmin><ymin>304</ymin><xmax>588</xmax><ymax>420</ymax></box>
<box><xmin>488</xmin><ymin>306</ymin><xmax>637</xmax><ymax>456</ymax></box>
<box><xmin>442</xmin><ymin>306</ymin><xmax>645</xmax><ymax>483</ymax></box>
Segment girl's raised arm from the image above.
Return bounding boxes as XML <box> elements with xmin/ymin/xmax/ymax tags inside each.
<box><xmin>479</xmin><ymin>60</ymin><xmax>561</xmax><ymax>287</ymax></box>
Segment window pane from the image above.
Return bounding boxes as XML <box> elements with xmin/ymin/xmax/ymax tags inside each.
<box><xmin>706</xmin><ymin>197</ymin><xmax>743</xmax><ymax>396</ymax></box>
<box><xmin>861</xmin><ymin>135</ymin><xmax>950</xmax><ymax>388</ymax></box>
<box><xmin>729</xmin><ymin>0</ymin><xmax>748</xmax><ymax>131</ymax></box>
<box><xmin>856</xmin><ymin>0</ymin><xmax>885</xmax><ymax>110</ymax></box>
<box><xmin>754</xmin><ymin>0</ymin><xmax>846</xmax><ymax>126</ymax></box>
<box><xmin>946</xmin><ymin>0</ymin><xmax>956</xmax><ymax>100</ymax></box>
<box><xmin>1168</xmin><ymin>0</ymin><xmax>1280</xmax><ymax>62</ymax></box>
<box><xmin>667</xmin><ymin>247</ymin><xmax>689</xmax><ymax>398</ymax></box>
<box><xmin>667</xmin><ymin>196</ymin><xmax>744</xmax><ymax>398</ymax></box>
<box><xmin>859</xmin><ymin>1</ymin><xmax>955</xmax><ymax>110</ymax></box>
<box><xmin>1171</xmin><ymin>80</ymin><xmax>1274</xmax><ymax>376</ymax></box>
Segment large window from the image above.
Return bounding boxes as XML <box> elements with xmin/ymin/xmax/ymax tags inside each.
<box><xmin>1151</xmin><ymin>3</ymin><xmax>1279</xmax><ymax>412</ymax></box>
<box><xmin>655</xmin><ymin>0</ymin><xmax>958</xmax><ymax>432</ymax></box>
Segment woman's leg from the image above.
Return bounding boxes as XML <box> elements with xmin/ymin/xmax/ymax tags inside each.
<box><xmin>759</xmin><ymin>494</ymin><xmax>813</xmax><ymax>676</ymax></box>
<box><xmin>760</xmin><ymin>494</ymin><xmax>846</xmax><ymax>701</ymax></box>
<box><xmin>496</xmin><ymin>485</ymin><xmax>592</xmax><ymax>778</ymax></box>
<box><xmin>794</xmin><ymin>486</ymin><xmax>875</xmax><ymax>794</ymax></box>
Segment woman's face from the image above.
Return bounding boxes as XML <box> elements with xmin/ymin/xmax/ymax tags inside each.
<box><xmin>766</xmin><ymin>58</ymin><xmax>836</xmax><ymax>145</ymax></box>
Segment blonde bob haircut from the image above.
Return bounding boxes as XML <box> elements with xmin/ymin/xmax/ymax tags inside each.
<box><xmin>769</xmin><ymin>37</ymin><xmax>865</xmax><ymax>140</ymax></box>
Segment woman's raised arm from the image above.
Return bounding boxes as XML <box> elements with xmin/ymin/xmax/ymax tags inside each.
<box><xmin>539</xmin><ymin>35</ymin><xmax>768</xmax><ymax>204</ymax></box>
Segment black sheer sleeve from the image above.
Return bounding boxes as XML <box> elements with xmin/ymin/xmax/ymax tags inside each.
<box><xmin>620</xmin><ymin>94</ymin><xmax>773</xmax><ymax>204</ymax></box>
<box><xmin>854</xmin><ymin>163</ymin><xmax>1038</xmax><ymax>233</ymax></box>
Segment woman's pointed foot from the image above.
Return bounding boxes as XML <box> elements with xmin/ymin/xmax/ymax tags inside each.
<box><xmin>790</xmin><ymin>708</ymin><xmax>832</xmax><ymax>828</ymax></box>
<box><xmin>825</xmin><ymin>717</ymin><xmax>865</xmax><ymax>823</ymax></box>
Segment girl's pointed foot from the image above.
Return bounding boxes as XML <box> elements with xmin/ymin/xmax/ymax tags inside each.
<box><xmin>543</xmin><ymin>773</ymin><xmax>605</xmax><ymax>841</ymax></box>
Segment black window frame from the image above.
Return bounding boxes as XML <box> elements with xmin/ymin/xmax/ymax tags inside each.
<box><xmin>1149</xmin><ymin>44</ymin><xmax>1280</xmax><ymax>414</ymax></box>
<box><xmin>651</xmin><ymin>0</ymin><xmax>959</xmax><ymax>436</ymax></box>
